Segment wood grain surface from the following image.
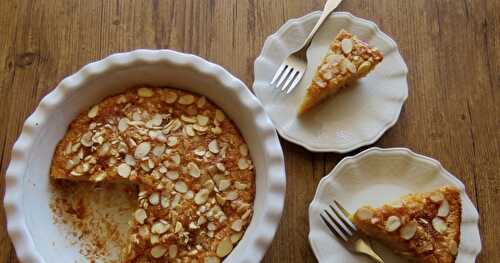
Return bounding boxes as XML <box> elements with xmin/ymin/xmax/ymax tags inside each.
<box><xmin>1</xmin><ymin>0</ymin><xmax>498</xmax><ymax>262</ymax></box>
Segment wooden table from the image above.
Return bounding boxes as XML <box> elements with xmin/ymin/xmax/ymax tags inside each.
<box><xmin>1</xmin><ymin>0</ymin><xmax>498</xmax><ymax>262</ymax></box>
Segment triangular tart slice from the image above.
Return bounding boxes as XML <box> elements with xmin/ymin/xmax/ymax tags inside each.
<box><xmin>298</xmin><ymin>29</ymin><xmax>383</xmax><ymax>115</ymax></box>
<box><xmin>352</xmin><ymin>186</ymin><xmax>461</xmax><ymax>263</ymax></box>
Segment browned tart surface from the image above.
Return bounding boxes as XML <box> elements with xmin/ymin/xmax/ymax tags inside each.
<box><xmin>353</xmin><ymin>186</ymin><xmax>461</xmax><ymax>263</ymax></box>
<box><xmin>50</xmin><ymin>87</ymin><xmax>255</xmax><ymax>262</ymax></box>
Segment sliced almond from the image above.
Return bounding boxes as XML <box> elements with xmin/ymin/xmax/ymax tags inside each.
<box><xmin>168</xmin><ymin>244</ymin><xmax>178</xmax><ymax>258</ymax></box>
<box><xmin>152</xmin><ymin>221</ymin><xmax>169</xmax><ymax>234</ymax></box>
<box><xmin>80</xmin><ymin>131</ymin><xmax>93</xmax><ymax>147</ymax></box>
<box><xmin>239</xmin><ymin>144</ymin><xmax>249</xmax><ymax>157</ymax></box>
<box><xmin>449</xmin><ymin>240</ymin><xmax>458</xmax><ymax>255</ymax></box>
<box><xmin>166</xmin><ymin>170</ymin><xmax>179</xmax><ymax>180</ymax></box>
<box><xmin>134</xmin><ymin>142</ymin><xmax>151</xmax><ymax>159</ymax></box>
<box><xmin>211</xmin><ymin>126</ymin><xmax>222</xmax><ymax>134</ymax></box>
<box><xmin>432</xmin><ymin>217</ymin><xmax>448</xmax><ymax>233</ymax></box>
<box><xmin>216</xmin><ymin>238</ymin><xmax>233</xmax><ymax>257</ymax></box>
<box><xmin>174</xmin><ymin>181</ymin><xmax>188</xmax><ymax>193</ymax></box>
<box><xmin>197</xmin><ymin>96</ymin><xmax>207</xmax><ymax>108</ymax></box>
<box><xmin>193</xmin><ymin>146</ymin><xmax>206</xmax><ymax>156</ymax></box>
<box><xmin>164</xmin><ymin>91</ymin><xmax>178</xmax><ymax>104</ymax></box>
<box><xmin>134</xmin><ymin>208</ymin><xmax>147</xmax><ymax>224</ymax></box>
<box><xmin>149</xmin><ymin>114</ymin><xmax>163</xmax><ymax>127</ymax></box>
<box><xmin>125</xmin><ymin>154</ymin><xmax>136</xmax><ymax>166</ymax></box>
<box><xmin>356</xmin><ymin>207</ymin><xmax>373</xmax><ymax>221</ymax></box>
<box><xmin>341</xmin><ymin>38</ymin><xmax>353</xmax><ymax>54</ymax></box>
<box><xmin>430</xmin><ymin>192</ymin><xmax>444</xmax><ymax>203</ymax></box>
<box><xmin>400</xmin><ymin>221</ymin><xmax>418</xmax><ymax>240</ymax></box>
<box><xmin>208</xmin><ymin>139</ymin><xmax>219</xmax><ymax>154</ymax></box>
<box><xmin>150</xmin><ymin>234</ymin><xmax>159</xmax><ymax>244</ymax></box>
<box><xmin>231</xmin><ymin>219</ymin><xmax>243</xmax><ymax>232</ymax></box>
<box><xmin>181</xmin><ymin>115</ymin><xmax>197</xmax><ymax>123</ymax></box>
<box><xmin>138</xmin><ymin>87</ymin><xmax>154</xmax><ymax>97</ymax></box>
<box><xmin>197</xmin><ymin>216</ymin><xmax>207</xmax><ymax>225</ymax></box>
<box><xmin>357</xmin><ymin>61</ymin><xmax>372</xmax><ymax>74</ymax></box>
<box><xmin>238</xmin><ymin>158</ymin><xmax>249</xmax><ymax>170</ymax></box>
<box><xmin>326</xmin><ymin>54</ymin><xmax>344</xmax><ymax>65</ymax></box>
<box><xmin>343</xmin><ymin>59</ymin><xmax>357</xmax><ymax>73</ymax></box>
<box><xmin>187</xmin><ymin>162</ymin><xmax>201</xmax><ymax>178</ymax></box>
<box><xmin>150</xmin><ymin>245</ymin><xmax>167</xmax><ymax>258</ymax></box>
<box><xmin>178</xmin><ymin>94</ymin><xmax>195</xmax><ymax>105</ymax></box>
<box><xmin>194</xmin><ymin>189</ymin><xmax>210</xmax><ymax>205</ymax></box>
<box><xmin>215</xmin><ymin>110</ymin><xmax>225</xmax><ymax>122</ymax></box>
<box><xmin>226</xmin><ymin>191</ymin><xmax>239</xmax><ymax>201</ymax></box>
<box><xmin>149</xmin><ymin>192</ymin><xmax>160</xmax><ymax>205</ymax></box>
<box><xmin>160</xmin><ymin>195</ymin><xmax>170</xmax><ymax>208</ymax></box>
<box><xmin>185</xmin><ymin>125</ymin><xmax>195</xmax><ymax>136</ymax></box>
<box><xmin>171</xmin><ymin>153</ymin><xmax>181</xmax><ymax>165</ymax></box>
<box><xmin>218</xmin><ymin>179</ymin><xmax>231</xmax><ymax>191</ymax></box>
<box><xmin>152</xmin><ymin>144</ymin><xmax>166</xmax><ymax>157</ymax></box>
<box><xmin>234</xmin><ymin>181</ymin><xmax>247</xmax><ymax>190</ymax></box>
<box><xmin>138</xmin><ymin>225</ymin><xmax>150</xmax><ymax>239</ymax></box>
<box><xmin>87</xmin><ymin>105</ymin><xmax>99</xmax><ymax>118</ymax></box>
<box><xmin>117</xmin><ymin>163</ymin><xmax>131</xmax><ymax>178</ymax></box>
<box><xmin>437</xmin><ymin>200</ymin><xmax>449</xmax><ymax>217</ymax></box>
<box><xmin>197</xmin><ymin>115</ymin><xmax>209</xmax><ymax>126</ymax></box>
<box><xmin>174</xmin><ymin>221</ymin><xmax>183</xmax><ymax>233</ymax></box>
<box><xmin>385</xmin><ymin>215</ymin><xmax>401</xmax><ymax>232</ymax></box>
<box><xmin>230</xmin><ymin>232</ymin><xmax>242</xmax><ymax>244</ymax></box>
<box><xmin>167</xmin><ymin>136</ymin><xmax>178</xmax><ymax>147</ymax></box>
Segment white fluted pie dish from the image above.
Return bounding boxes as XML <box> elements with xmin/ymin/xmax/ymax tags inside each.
<box><xmin>4</xmin><ymin>50</ymin><xmax>286</xmax><ymax>263</ymax></box>
<box><xmin>308</xmin><ymin>147</ymin><xmax>481</xmax><ymax>263</ymax></box>
<box><xmin>254</xmin><ymin>12</ymin><xmax>409</xmax><ymax>152</ymax></box>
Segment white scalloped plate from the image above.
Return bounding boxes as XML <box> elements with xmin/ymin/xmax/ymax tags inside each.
<box><xmin>308</xmin><ymin>147</ymin><xmax>481</xmax><ymax>263</ymax></box>
<box><xmin>3</xmin><ymin>50</ymin><xmax>286</xmax><ymax>263</ymax></box>
<box><xmin>254</xmin><ymin>12</ymin><xmax>408</xmax><ymax>153</ymax></box>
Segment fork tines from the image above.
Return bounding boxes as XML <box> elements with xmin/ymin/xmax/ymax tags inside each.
<box><xmin>270</xmin><ymin>63</ymin><xmax>303</xmax><ymax>94</ymax></box>
<box><xmin>321</xmin><ymin>201</ymin><xmax>357</xmax><ymax>242</ymax></box>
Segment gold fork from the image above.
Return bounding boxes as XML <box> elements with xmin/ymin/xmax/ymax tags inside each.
<box><xmin>320</xmin><ymin>200</ymin><xmax>385</xmax><ymax>263</ymax></box>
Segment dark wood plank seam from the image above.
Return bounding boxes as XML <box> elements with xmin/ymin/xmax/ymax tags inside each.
<box><xmin>466</xmin><ymin>100</ymin><xmax>481</xmax><ymax>210</ymax></box>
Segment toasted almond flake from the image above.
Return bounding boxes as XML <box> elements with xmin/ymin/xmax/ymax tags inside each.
<box><xmin>134</xmin><ymin>209</ymin><xmax>147</xmax><ymax>224</ymax></box>
<box><xmin>226</xmin><ymin>191</ymin><xmax>238</xmax><ymax>201</ymax></box>
<box><xmin>93</xmin><ymin>171</ymin><xmax>107</xmax><ymax>182</ymax></box>
<box><xmin>152</xmin><ymin>221</ymin><xmax>169</xmax><ymax>234</ymax></box>
<box><xmin>181</xmin><ymin>115</ymin><xmax>197</xmax><ymax>123</ymax></box>
<box><xmin>430</xmin><ymin>192</ymin><xmax>444</xmax><ymax>203</ymax></box>
<box><xmin>196</xmin><ymin>96</ymin><xmax>206</xmax><ymax>108</ymax></box>
<box><xmin>356</xmin><ymin>207</ymin><xmax>374</xmax><ymax>220</ymax></box>
<box><xmin>234</xmin><ymin>181</ymin><xmax>247</xmax><ymax>190</ymax></box>
<box><xmin>385</xmin><ymin>215</ymin><xmax>401</xmax><ymax>232</ymax></box>
<box><xmin>437</xmin><ymin>200</ymin><xmax>450</xmax><ymax>217</ymax></box>
<box><xmin>194</xmin><ymin>189</ymin><xmax>210</xmax><ymax>205</ymax></box>
<box><xmin>197</xmin><ymin>115</ymin><xmax>209</xmax><ymax>126</ymax></box>
<box><xmin>168</xmin><ymin>244</ymin><xmax>178</xmax><ymax>258</ymax></box>
<box><xmin>449</xmin><ymin>240</ymin><xmax>458</xmax><ymax>255</ymax></box>
<box><xmin>211</xmin><ymin>126</ymin><xmax>222</xmax><ymax>134</ymax></box>
<box><xmin>150</xmin><ymin>234</ymin><xmax>159</xmax><ymax>244</ymax></box>
<box><xmin>178</xmin><ymin>94</ymin><xmax>195</xmax><ymax>105</ymax></box>
<box><xmin>138</xmin><ymin>87</ymin><xmax>154</xmax><ymax>97</ymax></box>
<box><xmin>125</xmin><ymin>154</ymin><xmax>136</xmax><ymax>166</ymax></box>
<box><xmin>171</xmin><ymin>153</ymin><xmax>181</xmax><ymax>165</ymax></box>
<box><xmin>238</xmin><ymin>158</ymin><xmax>249</xmax><ymax>170</ymax></box>
<box><xmin>216</xmin><ymin>238</ymin><xmax>233</xmax><ymax>257</ymax></box>
<box><xmin>187</xmin><ymin>162</ymin><xmax>201</xmax><ymax>178</ymax></box>
<box><xmin>204</xmin><ymin>256</ymin><xmax>220</xmax><ymax>263</ymax></box>
<box><xmin>239</xmin><ymin>144</ymin><xmax>249</xmax><ymax>157</ymax></box>
<box><xmin>167</xmin><ymin>136</ymin><xmax>178</xmax><ymax>147</ymax></box>
<box><xmin>231</xmin><ymin>219</ymin><xmax>243</xmax><ymax>232</ymax></box>
<box><xmin>216</xmin><ymin>193</ymin><xmax>226</xmax><ymax>206</ymax></box>
<box><xmin>400</xmin><ymin>221</ymin><xmax>418</xmax><ymax>240</ymax></box>
<box><xmin>87</xmin><ymin>105</ymin><xmax>99</xmax><ymax>118</ymax></box>
<box><xmin>214</xmin><ymin>110</ymin><xmax>225</xmax><ymax>122</ymax></box>
<box><xmin>160</xmin><ymin>195</ymin><xmax>170</xmax><ymax>208</ymax></box>
<box><xmin>241</xmin><ymin>209</ymin><xmax>252</xmax><ymax>220</ymax></box>
<box><xmin>134</xmin><ymin>142</ymin><xmax>151</xmax><ymax>159</ymax></box>
<box><xmin>432</xmin><ymin>217</ymin><xmax>447</xmax><ymax>233</ymax></box>
<box><xmin>174</xmin><ymin>181</ymin><xmax>188</xmax><ymax>193</ymax></box>
<box><xmin>193</xmin><ymin>124</ymin><xmax>208</xmax><ymax>132</ymax></box>
<box><xmin>81</xmin><ymin>132</ymin><xmax>93</xmax><ymax>147</ymax></box>
<box><xmin>185</xmin><ymin>125</ymin><xmax>195</xmax><ymax>136</ymax></box>
<box><xmin>341</xmin><ymin>38</ymin><xmax>353</xmax><ymax>54</ymax></box>
<box><xmin>218</xmin><ymin>179</ymin><xmax>231</xmax><ymax>191</ymax></box>
<box><xmin>164</xmin><ymin>91</ymin><xmax>178</xmax><ymax>103</ymax></box>
<box><xmin>230</xmin><ymin>232</ymin><xmax>242</xmax><ymax>244</ymax></box>
<box><xmin>344</xmin><ymin>59</ymin><xmax>357</xmax><ymax>73</ymax></box>
<box><xmin>138</xmin><ymin>225</ymin><xmax>150</xmax><ymax>239</ymax></box>
<box><xmin>208</xmin><ymin>139</ymin><xmax>219</xmax><ymax>154</ymax></box>
<box><xmin>357</xmin><ymin>61</ymin><xmax>372</xmax><ymax>74</ymax></box>
<box><xmin>150</xmin><ymin>114</ymin><xmax>163</xmax><ymax>127</ymax></box>
<box><xmin>326</xmin><ymin>54</ymin><xmax>344</xmax><ymax>65</ymax></box>
<box><xmin>185</xmin><ymin>190</ymin><xmax>194</xmax><ymax>199</ymax></box>
<box><xmin>117</xmin><ymin>163</ymin><xmax>131</xmax><ymax>178</ymax></box>
<box><xmin>207</xmin><ymin>222</ymin><xmax>217</xmax><ymax>231</ymax></box>
<box><xmin>197</xmin><ymin>216</ymin><xmax>207</xmax><ymax>225</ymax></box>
<box><xmin>152</xmin><ymin>144</ymin><xmax>166</xmax><ymax>157</ymax></box>
<box><xmin>166</xmin><ymin>170</ymin><xmax>179</xmax><ymax>180</ymax></box>
<box><xmin>150</xmin><ymin>245</ymin><xmax>167</xmax><ymax>258</ymax></box>
<box><xmin>149</xmin><ymin>192</ymin><xmax>160</xmax><ymax>205</ymax></box>
<box><xmin>193</xmin><ymin>146</ymin><xmax>206</xmax><ymax>156</ymax></box>
<box><xmin>174</xmin><ymin>221</ymin><xmax>183</xmax><ymax>233</ymax></box>
<box><xmin>204</xmin><ymin>179</ymin><xmax>215</xmax><ymax>192</ymax></box>
<box><xmin>132</xmin><ymin>112</ymin><xmax>142</xmax><ymax>121</ymax></box>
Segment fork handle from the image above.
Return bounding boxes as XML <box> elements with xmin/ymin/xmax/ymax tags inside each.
<box><xmin>303</xmin><ymin>0</ymin><xmax>343</xmax><ymax>47</ymax></box>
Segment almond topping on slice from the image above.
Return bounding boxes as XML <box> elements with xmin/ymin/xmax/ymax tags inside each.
<box><xmin>149</xmin><ymin>192</ymin><xmax>160</xmax><ymax>205</ymax></box>
<box><xmin>437</xmin><ymin>200</ymin><xmax>449</xmax><ymax>217</ymax></box>
<box><xmin>166</xmin><ymin>171</ymin><xmax>179</xmax><ymax>180</ymax></box>
<box><xmin>226</xmin><ymin>191</ymin><xmax>239</xmax><ymax>201</ymax></box>
<box><xmin>400</xmin><ymin>221</ymin><xmax>418</xmax><ymax>240</ymax></box>
<box><xmin>187</xmin><ymin>162</ymin><xmax>201</xmax><ymax>178</ymax></box>
<box><xmin>87</xmin><ymin>105</ymin><xmax>99</xmax><ymax>118</ymax></box>
<box><xmin>168</xmin><ymin>244</ymin><xmax>178</xmax><ymax>258</ymax></box>
<box><xmin>197</xmin><ymin>115</ymin><xmax>209</xmax><ymax>126</ymax></box>
<box><xmin>118</xmin><ymin>118</ymin><xmax>129</xmax><ymax>132</ymax></box>
<box><xmin>238</xmin><ymin>158</ymin><xmax>250</xmax><ymax>170</ymax></box>
<box><xmin>197</xmin><ymin>96</ymin><xmax>207</xmax><ymax>108</ymax></box>
<box><xmin>215</xmin><ymin>109</ymin><xmax>225</xmax><ymax>122</ymax></box>
<box><xmin>117</xmin><ymin>163</ymin><xmax>131</xmax><ymax>178</ymax></box>
<box><xmin>150</xmin><ymin>245</ymin><xmax>167</xmax><ymax>258</ymax></box>
<box><xmin>194</xmin><ymin>189</ymin><xmax>210</xmax><ymax>205</ymax></box>
<box><xmin>134</xmin><ymin>209</ymin><xmax>147</xmax><ymax>224</ymax></box>
<box><xmin>204</xmin><ymin>256</ymin><xmax>221</xmax><ymax>263</ymax></box>
<box><xmin>178</xmin><ymin>94</ymin><xmax>195</xmax><ymax>105</ymax></box>
<box><xmin>164</xmin><ymin>91</ymin><xmax>178</xmax><ymax>103</ymax></box>
<box><xmin>134</xmin><ymin>142</ymin><xmax>151</xmax><ymax>159</ymax></box>
<box><xmin>81</xmin><ymin>132</ymin><xmax>93</xmax><ymax>147</ymax></box>
<box><xmin>216</xmin><ymin>238</ymin><xmax>233</xmax><ymax>257</ymax></box>
<box><xmin>152</xmin><ymin>221</ymin><xmax>169</xmax><ymax>234</ymax></box>
<box><xmin>357</xmin><ymin>61</ymin><xmax>372</xmax><ymax>74</ymax></box>
<box><xmin>430</xmin><ymin>192</ymin><xmax>444</xmax><ymax>203</ymax></box>
<box><xmin>230</xmin><ymin>232</ymin><xmax>242</xmax><ymax>244</ymax></box>
<box><xmin>218</xmin><ymin>179</ymin><xmax>231</xmax><ymax>191</ymax></box>
<box><xmin>385</xmin><ymin>215</ymin><xmax>401</xmax><ymax>232</ymax></box>
<box><xmin>152</xmin><ymin>144</ymin><xmax>166</xmax><ymax>157</ymax></box>
<box><xmin>449</xmin><ymin>240</ymin><xmax>458</xmax><ymax>255</ymax></box>
<box><xmin>174</xmin><ymin>181</ymin><xmax>188</xmax><ymax>193</ymax></box>
<box><xmin>239</xmin><ymin>144</ymin><xmax>249</xmax><ymax>156</ymax></box>
<box><xmin>208</xmin><ymin>139</ymin><xmax>219</xmax><ymax>154</ymax></box>
<box><xmin>341</xmin><ymin>38</ymin><xmax>353</xmax><ymax>54</ymax></box>
<box><xmin>138</xmin><ymin>87</ymin><xmax>154</xmax><ymax>97</ymax></box>
<box><xmin>356</xmin><ymin>207</ymin><xmax>373</xmax><ymax>221</ymax></box>
<box><xmin>432</xmin><ymin>217</ymin><xmax>448</xmax><ymax>233</ymax></box>
<box><xmin>167</xmin><ymin>136</ymin><xmax>178</xmax><ymax>147</ymax></box>
<box><xmin>231</xmin><ymin>219</ymin><xmax>243</xmax><ymax>232</ymax></box>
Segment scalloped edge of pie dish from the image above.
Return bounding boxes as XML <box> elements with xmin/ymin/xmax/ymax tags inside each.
<box><xmin>308</xmin><ymin>147</ymin><xmax>481</xmax><ymax>263</ymax></box>
<box><xmin>254</xmin><ymin>12</ymin><xmax>409</xmax><ymax>153</ymax></box>
<box><xmin>4</xmin><ymin>49</ymin><xmax>286</xmax><ymax>263</ymax></box>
